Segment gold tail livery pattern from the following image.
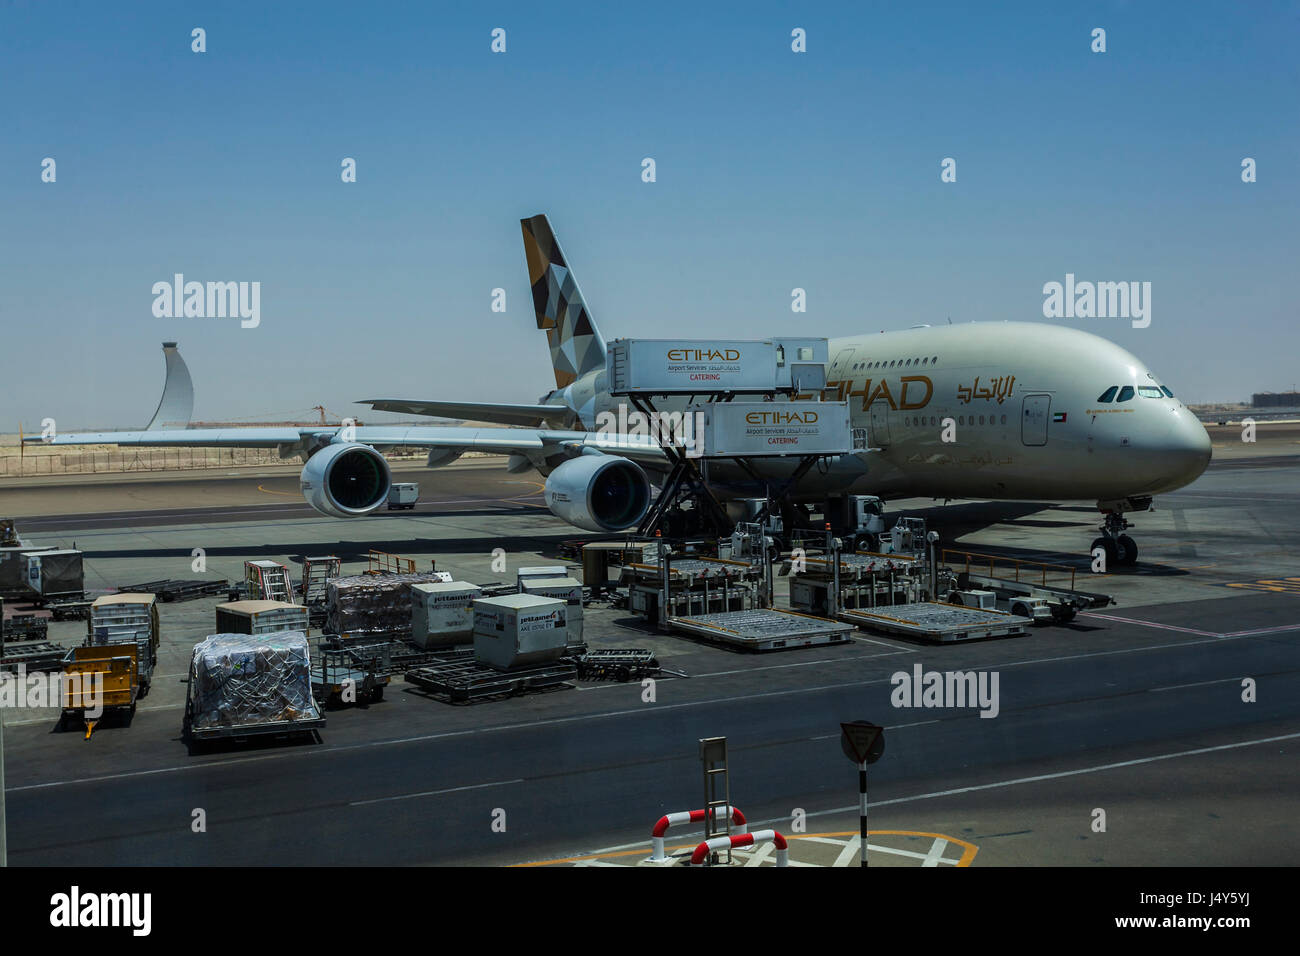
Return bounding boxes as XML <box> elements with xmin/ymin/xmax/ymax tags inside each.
<box><xmin>521</xmin><ymin>214</ymin><xmax>607</xmax><ymax>389</ymax></box>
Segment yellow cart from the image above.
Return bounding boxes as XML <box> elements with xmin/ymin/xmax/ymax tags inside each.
<box><xmin>61</xmin><ymin>644</ymin><xmax>140</xmax><ymax>739</ymax></box>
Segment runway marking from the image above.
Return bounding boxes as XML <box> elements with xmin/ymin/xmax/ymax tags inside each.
<box><xmin>1081</xmin><ymin>612</ymin><xmax>1300</xmax><ymax>639</ymax></box>
<box><xmin>348</xmin><ymin>778</ymin><xmax>523</xmax><ymax>807</ymax></box>
<box><xmin>1225</xmin><ymin>577</ymin><xmax>1300</xmax><ymax>595</ymax></box>
<box><xmin>809</xmin><ymin>719</ymin><xmax>939</xmax><ymax>741</ymax></box>
<box><xmin>256</xmin><ymin>484</ymin><xmax>299</xmax><ymax>496</ymax></box>
<box><xmin>746</xmin><ymin>731</ymin><xmax>1300</xmax><ymax>830</ymax></box>
<box><xmin>517</xmin><ymin>830</ymin><xmax>977</xmax><ymax>867</ymax></box>
<box><xmin>692</xmin><ymin>650</ymin><xmax>907</xmax><ymax>679</ymax></box>
<box><xmin>7</xmin><ymin>629</ymin><xmax>1293</xmax><ymax>795</ymax></box>
<box><xmin>1149</xmin><ymin>677</ymin><xmax>1244</xmax><ymax>693</ymax></box>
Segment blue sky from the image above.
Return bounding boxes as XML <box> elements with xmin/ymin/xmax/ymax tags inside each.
<box><xmin>2</xmin><ymin>1</ymin><xmax>1296</xmax><ymax>428</ymax></box>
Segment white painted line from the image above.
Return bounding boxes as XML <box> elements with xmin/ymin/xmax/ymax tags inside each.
<box><xmin>749</xmin><ymin>731</ymin><xmax>1300</xmax><ymax>830</ymax></box>
<box><xmin>694</xmin><ymin>650</ymin><xmax>907</xmax><ymax>679</ymax></box>
<box><xmin>744</xmin><ymin>842</ymin><xmax>777</xmax><ymax>867</ymax></box>
<box><xmin>348</xmin><ymin>778</ymin><xmax>523</xmax><ymax>807</ymax></box>
<box><xmin>8</xmin><ymin>630</ymin><xmax>1289</xmax><ymax>795</ymax></box>
<box><xmin>832</xmin><ymin>836</ymin><xmax>862</xmax><ymax>868</ymax></box>
<box><xmin>809</xmin><ymin>719</ymin><xmax>940</xmax><ymax>741</ymax></box>
<box><xmin>1149</xmin><ymin>678</ymin><xmax>1242</xmax><ymax>693</ymax></box>
<box><xmin>923</xmin><ymin>838</ymin><xmax>950</xmax><ymax>867</ymax></box>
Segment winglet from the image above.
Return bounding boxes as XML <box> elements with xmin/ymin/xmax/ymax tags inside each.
<box><xmin>145</xmin><ymin>341</ymin><xmax>194</xmax><ymax>430</ymax></box>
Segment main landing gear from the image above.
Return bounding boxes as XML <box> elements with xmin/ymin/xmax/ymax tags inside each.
<box><xmin>1091</xmin><ymin>496</ymin><xmax>1152</xmax><ymax>568</ymax></box>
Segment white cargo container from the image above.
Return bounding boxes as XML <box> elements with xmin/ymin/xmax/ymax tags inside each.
<box><xmin>387</xmin><ymin>483</ymin><xmax>419</xmax><ymax>510</ymax></box>
<box><xmin>689</xmin><ymin>400</ymin><xmax>855</xmax><ymax>458</ymax></box>
<box><xmin>516</xmin><ymin>566</ymin><xmax>566</xmax><ymax>586</ymax></box>
<box><xmin>519</xmin><ymin>575</ymin><xmax>584</xmax><ymax>642</ymax></box>
<box><xmin>214</xmin><ymin>600</ymin><xmax>310</xmax><ymax>636</ymax></box>
<box><xmin>410</xmin><ymin>581</ymin><xmax>482</xmax><ymax>648</ymax></box>
<box><xmin>607</xmin><ymin>337</ymin><xmax>828</xmax><ymax>395</ymax></box>
<box><xmin>473</xmin><ymin>593</ymin><xmax>568</xmax><ymax>670</ymax></box>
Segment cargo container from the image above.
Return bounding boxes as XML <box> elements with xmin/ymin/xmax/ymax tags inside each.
<box><xmin>0</xmin><ymin>545</ymin><xmax>57</xmax><ymax>598</ymax></box>
<box><xmin>516</xmin><ymin>566</ymin><xmax>567</xmax><ymax>586</ymax></box>
<box><xmin>410</xmin><ymin>581</ymin><xmax>482</xmax><ymax>648</ymax></box>
<box><xmin>184</xmin><ymin>630</ymin><xmax>324</xmax><ymax>744</ymax></box>
<box><xmin>473</xmin><ymin>594</ymin><xmax>568</xmax><ymax>670</ymax></box>
<box><xmin>607</xmin><ymin>338</ymin><xmax>828</xmax><ymax>395</ymax></box>
<box><xmin>87</xmin><ymin>594</ymin><xmax>159</xmax><ymax>693</ymax></box>
<box><xmin>23</xmin><ymin>549</ymin><xmax>84</xmax><ymax>599</ymax></box>
<box><xmin>689</xmin><ymin>400</ymin><xmax>856</xmax><ymax>458</ymax></box>
<box><xmin>387</xmin><ymin>483</ymin><xmax>419</xmax><ymax>510</ymax></box>
<box><xmin>519</xmin><ymin>575</ymin><xmax>584</xmax><ymax>642</ymax></box>
<box><xmin>215</xmin><ymin>600</ymin><xmax>310</xmax><ymax>636</ymax></box>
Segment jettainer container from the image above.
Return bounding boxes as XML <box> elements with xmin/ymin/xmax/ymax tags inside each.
<box><xmin>607</xmin><ymin>338</ymin><xmax>828</xmax><ymax>395</ymax></box>
<box><xmin>410</xmin><ymin>581</ymin><xmax>482</xmax><ymax>648</ymax></box>
<box><xmin>518</xmin><ymin>575</ymin><xmax>584</xmax><ymax>642</ymax></box>
<box><xmin>473</xmin><ymin>593</ymin><xmax>568</xmax><ymax>670</ymax></box>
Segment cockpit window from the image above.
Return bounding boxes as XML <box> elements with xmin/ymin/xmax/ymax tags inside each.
<box><xmin>1116</xmin><ymin>386</ymin><xmax>1135</xmax><ymax>402</ymax></box>
<box><xmin>1138</xmin><ymin>386</ymin><xmax>1163</xmax><ymax>398</ymax></box>
<box><xmin>1160</xmin><ymin>386</ymin><xmax>1174</xmax><ymax>398</ymax></box>
<box><xmin>1096</xmin><ymin>386</ymin><xmax>1118</xmax><ymax>403</ymax></box>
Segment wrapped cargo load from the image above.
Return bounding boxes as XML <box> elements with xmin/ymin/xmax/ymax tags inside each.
<box><xmin>186</xmin><ymin>631</ymin><xmax>322</xmax><ymax>735</ymax></box>
<box><xmin>325</xmin><ymin>571</ymin><xmax>452</xmax><ymax>638</ymax></box>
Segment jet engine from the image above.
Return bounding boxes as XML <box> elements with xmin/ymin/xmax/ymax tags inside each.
<box><xmin>300</xmin><ymin>443</ymin><xmax>392</xmax><ymax>518</ymax></box>
<box><xmin>543</xmin><ymin>454</ymin><xmax>651</xmax><ymax>533</ymax></box>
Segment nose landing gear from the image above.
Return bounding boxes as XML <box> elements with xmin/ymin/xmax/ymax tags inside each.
<box><xmin>1091</xmin><ymin>497</ymin><xmax>1152</xmax><ymax>568</ymax></box>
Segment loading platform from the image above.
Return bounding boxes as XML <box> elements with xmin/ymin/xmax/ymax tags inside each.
<box><xmin>839</xmin><ymin>601</ymin><xmax>1030</xmax><ymax>643</ymax></box>
<box><xmin>669</xmin><ymin>608</ymin><xmax>855</xmax><ymax>651</ymax></box>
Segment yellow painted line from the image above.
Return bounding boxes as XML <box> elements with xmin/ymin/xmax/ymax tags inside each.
<box><xmin>257</xmin><ymin>483</ymin><xmax>299</xmax><ymax>496</ymax></box>
<box><xmin>512</xmin><ymin>829</ymin><xmax>978</xmax><ymax>867</ymax></box>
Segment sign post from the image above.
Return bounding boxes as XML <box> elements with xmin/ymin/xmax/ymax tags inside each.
<box><xmin>840</xmin><ymin>721</ymin><xmax>885</xmax><ymax>868</ymax></box>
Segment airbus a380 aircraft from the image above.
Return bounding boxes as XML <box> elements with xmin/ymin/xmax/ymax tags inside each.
<box><xmin>32</xmin><ymin>214</ymin><xmax>1211</xmax><ymax>565</ymax></box>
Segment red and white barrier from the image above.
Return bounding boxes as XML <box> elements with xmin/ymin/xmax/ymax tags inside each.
<box><xmin>650</xmin><ymin>806</ymin><xmax>747</xmax><ymax>861</ymax></box>
<box><xmin>690</xmin><ymin>829</ymin><xmax>788</xmax><ymax>867</ymax></box>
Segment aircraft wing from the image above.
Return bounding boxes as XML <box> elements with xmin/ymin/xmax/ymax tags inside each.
<box><xmin>359</xmin><ymin>399</ymin><xmax>577</xmax><ymax>429</ymax></box>
<box><xmin>27</xmin><ymin>424</ymin><xmax>669</xmax><ymax>466</ymax></box>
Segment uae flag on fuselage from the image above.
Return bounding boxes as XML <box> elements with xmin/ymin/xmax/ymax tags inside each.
<box><xmin>1053</xmin><ymin>412</ymin><xmax>1067</xmax><ymax>423</ymax></box>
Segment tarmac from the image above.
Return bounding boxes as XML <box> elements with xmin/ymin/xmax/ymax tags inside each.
<box><xmin>1</xmin><ymin>431</ymin><xmax>1297</xmax><ymax>867</ymax></box>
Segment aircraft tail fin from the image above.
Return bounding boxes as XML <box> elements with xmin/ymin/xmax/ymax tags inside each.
<box><xmin>521</xmin><ymin>214</ymin><xmax>607</xmax><ymax>388</ymax></box>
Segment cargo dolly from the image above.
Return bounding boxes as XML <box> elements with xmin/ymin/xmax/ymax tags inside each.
<box><xmin>2</xmin><ymin>612</ymin><xmax>49</xmax><ymax>641</ymax></box>
<box><xmin>116</xmin><ymin>578</ymin><xmax>230</xmax><ymax>602</ymax></box>
<box><xmin>941</xmin><ymin>549</ymin><xmax>1115</xmax><ymax>623</ymax></box>
<box><xmin>564</xmin><ymin>648</ymin><xmax>688</xmax><ymax>681</ymax></box>
<box><xmin>839</xmin><ymin>601</ymin><xmax>1030</xmax><ymax>643</ymax></box>
<box><xmin>669</xmin><ymin>607</ymin><xmax>856</xmax><ymax>651</ymax></box>
<box><xmin>59</xmin><ymin>644</ymin><xmax>140</xmax><ymax>739</ymax></box>
<box><xmin>1</xmin><ymin>639</ymin><xmax>67</xmax><ymax>673</ymax></box>
<box><xmin>311</xmin><ymin>645</ymin><xmax>391</xmax><ymax>704</ymax></box>
<box><xmin>404</xmin><ymin>657</ymin><xmax>577</xmax><ymax>704</ymax></box>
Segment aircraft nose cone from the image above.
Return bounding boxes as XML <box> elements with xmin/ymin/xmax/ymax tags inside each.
<box><xmin>1150</xmin><ymin>412</ymin><xmax>1211</xmax><ymax>490</ymax></box>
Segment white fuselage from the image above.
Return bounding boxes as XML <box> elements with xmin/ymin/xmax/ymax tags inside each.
<box><xmin>565</xmin><ymin>322</ymin><xmax>1212</xmax><ymax>505</ymax></box>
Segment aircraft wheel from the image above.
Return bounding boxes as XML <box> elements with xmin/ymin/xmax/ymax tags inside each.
<box><xmin>1090</xmin><ymin>537</ymin><xmax>1118</xmax><ymax>570</ymax></box>
<box><xmin>1118</xmin><ymin>535</ymin><xmax>1138</xmax><ymax>566</ymax></box>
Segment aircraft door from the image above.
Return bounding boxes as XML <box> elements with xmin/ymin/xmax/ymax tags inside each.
<box><xmin>1021</xmin><ymin>394</ymin><xmax>1050</xmax><ymax>446</ymax></box>
<box><xmin>869</xmin><ymin>402</ymin><xmax>892</xmax><ymax>448</ymax></box>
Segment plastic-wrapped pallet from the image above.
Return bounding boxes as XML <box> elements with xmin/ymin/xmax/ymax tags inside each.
<box><xmin>187</xmin><ymin>631</ymin><xmax>320</xmax><ymax>732</ymax></box>
<box><xmin>325</xmin><ymin>572</ymin><xmax>452</xmax><ymax>638</ymax></box>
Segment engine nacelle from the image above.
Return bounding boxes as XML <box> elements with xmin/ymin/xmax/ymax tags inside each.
<box><xmin>300</xmin><ymin>443</ymin><xmax>392</xmax><ymax>518</ymax></box>
<box><xmin>543</xmin><ymin>454</ymin><xmax>651</xmax><ymax>533</ymax></box>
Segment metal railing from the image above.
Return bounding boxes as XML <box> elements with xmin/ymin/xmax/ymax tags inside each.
<box><xmin>941</xmin><ymin>549</ymin><xmax>1077</xmax><ymax>591</ymax></box>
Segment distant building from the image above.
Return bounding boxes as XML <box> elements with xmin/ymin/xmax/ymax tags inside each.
<box><xmin>1252</xmin><ymin>392</ymin><xmax>1300</xmax><ymax>408</ymax></box>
